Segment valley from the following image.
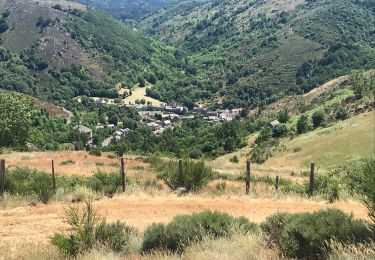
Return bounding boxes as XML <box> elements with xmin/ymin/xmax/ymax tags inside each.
<box><xmin>0</xmin><ymin>0</ymin><xmax>374</xmax><ymax>259</ymax></box>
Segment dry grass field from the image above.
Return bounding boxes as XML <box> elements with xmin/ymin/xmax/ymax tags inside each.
<box><xmin>0</xmin><ymin>192</ymin><xmax>367</xmax><ymax>248</ymax></box>
<box><xmin>122</xmin><ymin>87</ymin><xmax>166</xmax><ymax>106</ymax></box>
<box><xmin>0</xmin><ymin>151</ymin><xmax>150</xmax><ymax>178</ymax></box>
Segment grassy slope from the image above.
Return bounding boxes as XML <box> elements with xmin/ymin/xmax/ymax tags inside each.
<box><xmin>265</xmin><ymin>110</ymin><xmax>375</xmax><ymax>170</ymax></box>
<box><xmin>210</xmin><ymin>111</ymin><xmax>374</xmax><ymax>177</ymax></box>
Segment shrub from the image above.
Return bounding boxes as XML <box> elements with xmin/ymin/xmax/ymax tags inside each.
<box><xmin>31</xmin><ymin>173</ymin><xmax>54</xmax><ymax>203</ymax></box>
<box><xmin>142</xmin><ymin>223</ymin><xmax>168</xmax><ymax>252</ymax></box>
<box><xmin>5</xmin><ymin>168</ymin><xmax>53</xmax><ymax>203</ymax></box>
<box><xmin>255</xmin><ymin>127</ymin><xmax>272</xmax><ymax>144</ymax></box>
<box><xmin>277</xmin><ymin>109</ymin><xmax>290</xmax><ymax>123</ymax></box>
<box><xmin>60</xmin><ymin>159</ymin><xmax>75</xmax><ymax>166</ymax></box>
<box><xmin>296</xmin><ymin>114</ymin><xmax>311</xmax><ymax>134</ymax></box>
<box><xmin>336</xmin><ymin>107</ymin><xmax>349</xmax><ymax>120</ymax></box>
<box><xmin>261</xmin><ymin>209</ymin><xmax>372</xmax><ymax>259</ymax></box>
<box><xmin>95</xmin><ymin>220</ymin><xmax>129</xmax><ymax>253</ymax></box>
<box><xmin>312</xmin><ymin>110</ymin><xmax>326</xmax><ymax>127</ymax></box>
<box><xmin>216</xmin><ymin>182</ymin><xmax>226</xmax><ymax>192</ymax></box>
<box><xmin>305</xmin><ymin>171</ymin><xmax>342</xmax><ymax>203</ymax></box>
<box><xmin>250</xmin><ymin>139</ymin><xmax>279</xmax><ymax>164</ymax></box>
<box><xmin>229</xmin><ymin>155</ymin><xmax>239</xmax><ymax>163</ymax></box>
<box><xmin>51</xmin><ymin>200</ymin><xmax>133</xmax><ymax>256</ymax></box>
<box><xmin>157</xmin><ymin>160</ymin><xmax>213</xmax><ymax>192</ymax></box>
<box><xmin>346</xmin><ymin>158</ymin><xmax>375</xmax><ymax>224</ymax></box>
<box><xmin>88</xmin><ymin>172</ymin><xmax>121</xmax><ymax>197</ymax></box>
<box><xmin>70</xmin><ymin>186</ymin><xmax>96</xmax><ymax>203</ymax></box>
<box><xmin>89</xmin><ymin>149</ymin><xmax>102</xmax><ymax>157</ymax></box>
<box><xmin>272</xmin><ymin>123</ymin><xmax>287</xmax><ymax>138</ymax></box>
<box><xmin>142</xmin><ymin>211</ymin><xmax>257</xmax><ymax>252</ymax></box>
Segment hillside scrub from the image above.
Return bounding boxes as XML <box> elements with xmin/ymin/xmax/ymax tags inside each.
<box><xmin>261</xmin><ymin>209</ymin><xmax>372</xmax><ymax>259</ymax></box>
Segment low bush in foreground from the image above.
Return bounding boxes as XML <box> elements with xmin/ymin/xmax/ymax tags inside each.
<box><xmin>51</xmin><ymin>200</ymin><xmax>135</xmax><ymax>256</ymax></box>
<box><xmin>261</xmin><ymin>209</ymin><xmax>372</xmax><ymax>259</ymax></box>
<box><xmin>142</xmin><ymin>210</ymin><xmax>257</xmax><ymax>253</ymax></box>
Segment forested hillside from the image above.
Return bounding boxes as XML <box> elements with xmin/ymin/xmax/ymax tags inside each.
<box><xmin>141</xmin><ymin>0</ymin><xmax>375</xmax><ymax>108</ymax></box>
<box><xmin>0</xmin><ymin>0</ymin><xmax>188</xmax><ymax>105</ymax></box>
<box><xmin>77</xmin><ymin>0</ymin><xmax>173</xmax><ymax>20</ymax></box>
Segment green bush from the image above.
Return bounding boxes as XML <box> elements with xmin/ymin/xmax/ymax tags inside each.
<box><xmin>157</xmin><ymin>160</ymin><xmax>213</xmax><ymax>192</ymax></box>
<box><xmin>312</xmin><ymin>110</ymin><xmax>326</xmax><ymax>127</ymax></box>
<box><xmin>142</xmin><ymin>211</ymin><xmax>257</xmax><ymax>252</ymax></box>
<box><xmin>229</xmin><ymin>155</ymin><xmax>239</xmax><ymax>163</ymax></box>
<box><xmin>5</xmin><ymin>168</ymin><xmax>53</xmax><ymax>203</ymax></box>
<box><xmin>89</xmin><ymin>148</ymin><xmax>102</xmax><ymax>157</ymax></box>
<box><xmin>296</xmin><ymin>114</ymin><xmax>311</xmax><ymax>134</ymax></box>
<box><xmin>95</xmin><ymin>220</ymin><xmax>129</xmax><ymax>253</ymax></box>
<box><xmin>250</xmin><ymin>139</ymin><xmax>279</xmax><ymax>164</ymax></box>
<box><xmin>51</xmin><ymin>200</ymin><xmax>133</xmax><ymax>256</ymax></box>
<box><xmin>261</xmin><ymin>209</ymin><xmax>372</xmax><ymax>259</ymax></box>
<box><xmin>272</xmin><ymin>123</ymin><xmax>287</xmax><ymax>138</ymax></box>
<box><xmin>31</xmin><ymin>174</ymin><xmax>54</xmax><ymax>203</ymax></box>
<box><xmin>305</xmin><ymin>171</ymin><xmax>342</xmax><ymax>203</ymax></box>
<box><xmin>142</xmin><ymin>223</ymin><xmax>168</xmax><ymax>252</ymax></box>
<box><xmin>336</xmin><ymin>107</ymin><xmax>349</xmax><ymax>120</ymax></box>
<box><xmin>346</xmin><ymin>158</ymin><xmax>375</xmax><ymax>224</ymax></box>
<box><xmin>88</xmin><ymin>172</ymin><xmax>121</xmax><ymax>197</ymax></box>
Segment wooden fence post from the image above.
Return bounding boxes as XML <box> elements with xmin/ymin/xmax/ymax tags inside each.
<box><xmin>246</xmin><ymin>160</ymin><xmax>250</xmax><ymax>194</ymax></box>
<box><xmin>51</xmin><ymin>160</ymin><xmax>56</xmax><ymax>191</ymax></box>
<box><xmin>120</xmin><ymin>157</ymin><xmax>126</xmax><ymax>192</ymax></box>
<box><xmin>275</xmin><ymin>175</ymin><xmax>280</xmax><ymax>191</ymax></box>
<box><xmin>309</xmin><ymin>162</ymin><xmax>315</xmax><ymax>197</ymax></box>
<box><xmin>178</xmin><ymin>159</ymin><xmax>184</xmax><ymax>187</ymax></box>
<box><xmin>0</xmin><ymin>159</ymin><xmax>5</xmax><ymax>196</ymax></box>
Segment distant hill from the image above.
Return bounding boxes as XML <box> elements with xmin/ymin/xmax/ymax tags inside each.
<box><xmin>140</xmin><ymin>0</ymin><xmax>375</xmax><ymax>108</ymax></box>
<box><xmin>0</xmin><ymin>0</ymin><xmax>186</xmax><ymax>105</ymax></box>
<box><xmin>77</xmin><ymin>0</ymin><xmax>173</xmax><ymax>20</ymax></box>
<box><xmin>1</xmin><ymin>0</ymin><xmax>374</xmax><ymax>109</ymax></box>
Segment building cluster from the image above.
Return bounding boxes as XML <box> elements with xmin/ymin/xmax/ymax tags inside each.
<box><xmin>139</xmin><ymin>104</ymin><xmax>243</xmax><ymax>135</ymax></box>
<box><xmin>73</xmin><ymin>124</ymin><xmax>130</xmax><ymax>148</ymax></box>
<box><xmin>73</xmin><ymin>104</ymin><xmax>243</xmax><ymax>147</ymax></box>
<box><xmin>101</xmin><ymin>128</ymin><xmax>130</xmax><ymax>147</ymax></box>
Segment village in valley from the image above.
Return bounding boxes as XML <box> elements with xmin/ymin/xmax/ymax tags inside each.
<box><xmin>73</xmin><ymin>89</ymin><xmax>244</xmax><ymax>148</ymax></box>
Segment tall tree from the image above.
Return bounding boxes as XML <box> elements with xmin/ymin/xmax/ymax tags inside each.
<box><xmin>0</xmin><ymin>92</ymin><xmax>35</xmax><ymax>147</ymax></box>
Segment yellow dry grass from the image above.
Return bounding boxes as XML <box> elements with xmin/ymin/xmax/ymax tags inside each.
<box><xmin>123</xmin><ymin>87</ymin><xmax>166</xmax><ymax>106</ymax></box>
<box><xmin>31</xmin><ymin>0</ymin><xmax>86</xmax><ymax>10</ymax></box>
<box><xmin>0</xmin><ymin>151</ymin><xmax>150</xmax><ymax>178</ymax></box>
<box><xmin>0</xmin><ymin>192</ymin><xmax>367</xmax><ymax>249</ymax></box>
